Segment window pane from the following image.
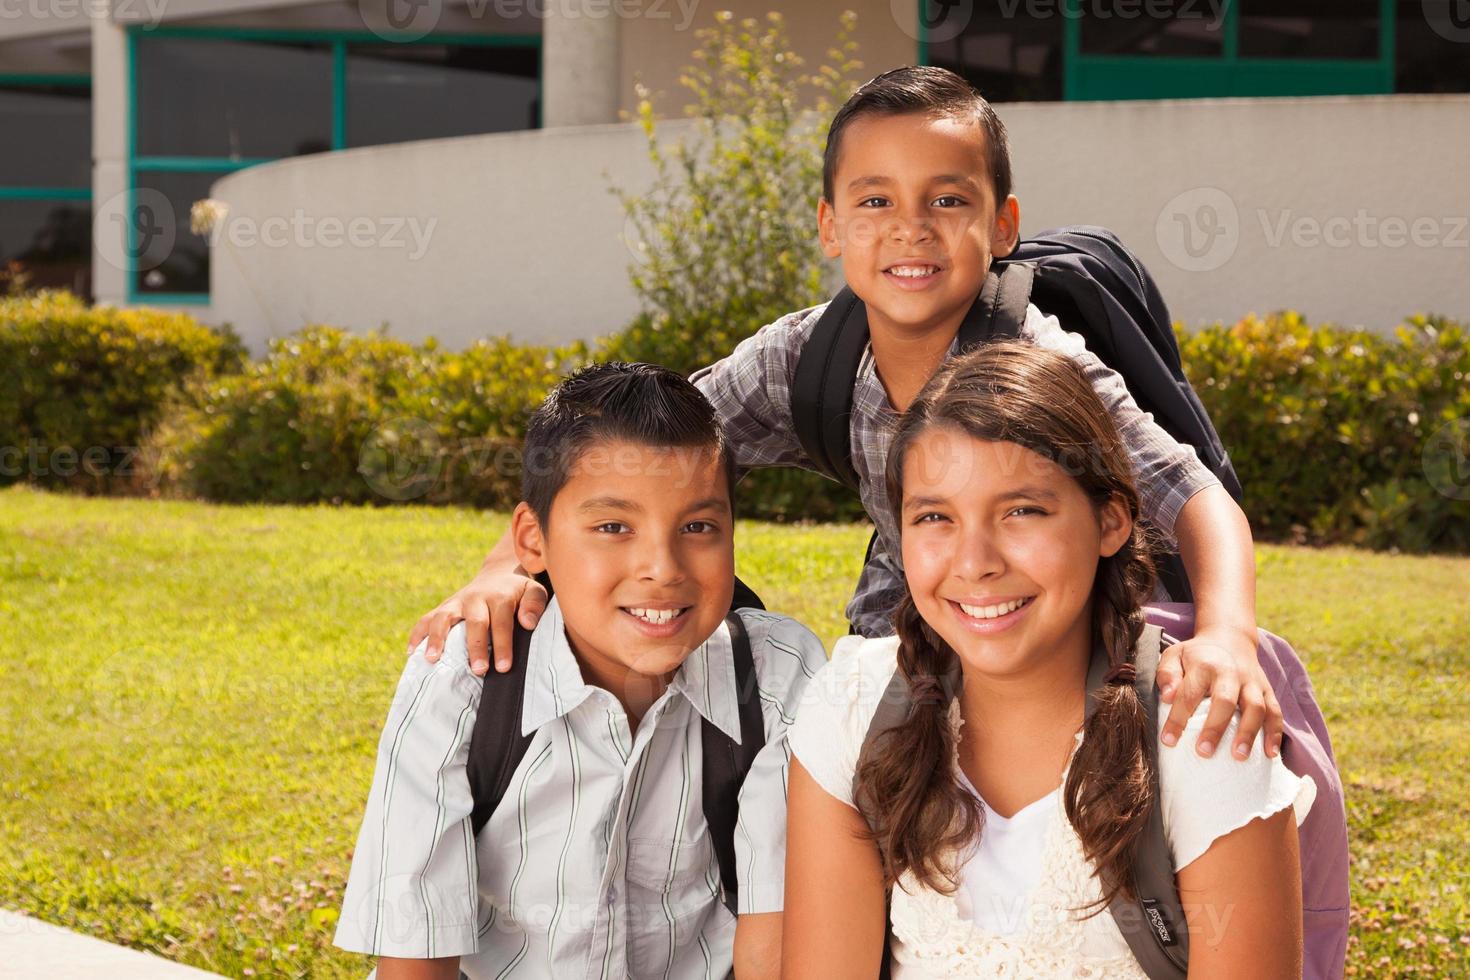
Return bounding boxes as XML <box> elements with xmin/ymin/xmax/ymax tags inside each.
<box><xmin>131</xmin><ymin>171</ymin><xmax>218</xmax><ymax>295</ymax></box>
<box><xmin>135</xmin><ymin>37</ymin><xmax>332</xmax><ymax>158</ymax></box>
<box><xmin>1079</xmin><ymin>2</ymin><xmax>1224</xmax><ymax>56</ymax></box>
<box><xmin>927</xmin><ymin>2</ymin><xmax>1064</xmax><ymax>102</ymax></box>
<box><xmin>0</xmin><ymin>85</ymin><xmax>91</xmax><ymax>188</ymax></box>
<box><xmin>345</xmin><ymin>44</ymin><xmax>539</xmax><ymax>147</ymax></box>
<box><xmin>0</xmin><ymin>199</ymin><xmax>91</xmax><ymax>297</ymax></box>
<box><xmin>1398</xmin><ymin>0</ymin><xmax>1470</xmax><ymax>92</ymax></box>
<box><xmin>1240</xmin><ymin>0</ymin><xmax>1379</xmax><ymax>58</ymax></box>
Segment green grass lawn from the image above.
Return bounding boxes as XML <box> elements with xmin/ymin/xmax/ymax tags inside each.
<box><xmin>1</xmin><ymin>486</ymin><xmax>1467</xmax><ymax>978</ymax></box>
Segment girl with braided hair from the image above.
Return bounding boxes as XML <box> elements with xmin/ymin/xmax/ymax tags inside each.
<box><xmin>782</xmin><ymin>341</ymin><xmax>1315</xmax><ymax>978</ymax></box>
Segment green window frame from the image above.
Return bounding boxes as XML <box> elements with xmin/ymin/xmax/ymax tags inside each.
<box><xmin>124</xmin><ymin>25</ymin><xmax>543</xmax><ymax>306</ymax></box>
<box><xmin>0</xmin><ymin>74</ymin><xmax>92</xmax><ymax>202</ymax></box>
<box><xmin>0</xmin><ymin>74</ymin><xmax>92</xmax><ymax>298</ymax></box>
<box><xmin>917</xmin><ymin>0</ymin><xmax>1396</xmax><ymax>102</ymax></box>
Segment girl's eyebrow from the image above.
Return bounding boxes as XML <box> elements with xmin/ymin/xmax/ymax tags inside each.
<box><xmin>902</xmin><ymin>494</ymin><xmax>949</xmax><ymax>511</ymax></box>
<box><xmin>997</xmin><ymin>487</ymin><xmax>1061</xmax><ymax>504</ymax></box>
<box><xmin>903</xmin><ymin>487</ymin><xmax>1060</xmax><ymax>511</ymax></box>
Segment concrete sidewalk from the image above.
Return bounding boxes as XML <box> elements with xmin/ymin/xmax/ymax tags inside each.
<box><xmin>0</xmin><ymin>908</ymin><xmax>225</xmax><ymax>979</ymax></box>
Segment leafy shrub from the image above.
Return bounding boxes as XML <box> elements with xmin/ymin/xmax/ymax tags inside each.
<box><xmin>143</xmin><ymin>327</ymin><xmax>586</xmax><ymax>508</ymax></box>
<box><xmin>0</xmin><ymin>290</ymin><xmax>244</xmax><ymax>492</ymax></box>
<box><xmin>1180</xmin><ymin>312</ymin><xmax>1470</xmax><ymax>552</ymax></box>
<box><xmin>602</xmin><ymin>10</ymin><xmax>861</xmax><ymax>376</ymax></box>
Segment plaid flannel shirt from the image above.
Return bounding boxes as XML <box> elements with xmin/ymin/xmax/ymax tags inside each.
<box><xmin>690</xmin><ymin>302</ymin><xmax>1220</xmax><ymax>637</ymax></box>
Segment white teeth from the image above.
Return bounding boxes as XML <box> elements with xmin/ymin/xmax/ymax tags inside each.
<box><xmin>888</xmin><ymin>265</ymin><xmax>938</xmax><ymax>278</ymax></box>
<box><xmin>958</xmin><ymin>598</ymin><xmax>1030</xmax><ymax>620</ymax></box>
<box><xmin>627</xmin><ymin>607</ymin><xmax>681</xmax><ymax>624</ymax></box>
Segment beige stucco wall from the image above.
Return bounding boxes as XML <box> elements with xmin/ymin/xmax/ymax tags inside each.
<box><xmin>204</xmin><ymin>94</ymin><xmax>1470</xmax><ymax>354</ymax></box>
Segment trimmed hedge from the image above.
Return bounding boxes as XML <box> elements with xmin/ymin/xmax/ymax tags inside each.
<box><xmin>1180</xmin><ymin>312</ymin><xmax>1470</xmax><ymax>553</ymax></box>
<box><xmin>5</xmin><ymin>292</ymin><xmax>1466</xmax><ymax>553</ymax></box>
<box><xmin>0</xmin><ymin>291</ymin><xmax>244</xmax><ymax>492</ymax></box>
<box><xmin>143</xmin><ymin>326</ymin><xmax>587</xmax><ymax>507</ymax></box>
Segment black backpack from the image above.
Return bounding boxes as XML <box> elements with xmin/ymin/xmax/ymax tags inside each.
<box><xmin>464</xmin><ymin>574</ymin><xmax>767</xmax><ymax>917</ymax></box>
<box><xmin>856</xmin><ymin>625</ymin><xmax>1189</xmax><ymax>979</ymax></box>
<box><xmin>791</xmin><ymin>226</ymin><xmax>1242</xmax><ymax>604</ymax></box>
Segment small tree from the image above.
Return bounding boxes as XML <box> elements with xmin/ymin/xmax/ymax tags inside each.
<box><xmin>605</xmin><ymin>10</ymin><xmax>861</xmax><ymax>376</ymax></box>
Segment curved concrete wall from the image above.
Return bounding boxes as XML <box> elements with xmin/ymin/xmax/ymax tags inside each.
<box><xmin>207</xmin><ymin>95</ymin><xmax>1470</xmax><ymax>353</ymax></box>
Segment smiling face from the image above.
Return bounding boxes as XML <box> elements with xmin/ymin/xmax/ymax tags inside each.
<box><xmin>898</xmin><ymin>426</ymin><xmax>1132</xmax><ymax>682</ymax></box>
<box><xmin>511</xmin><ymin>439</ymin><xmax>735</xmax><ymax>701</ymax></box>
<box><xmin>818</xmin><ymin>111</ymin><xmax>1020</xmax><ymax>339</ymax></box>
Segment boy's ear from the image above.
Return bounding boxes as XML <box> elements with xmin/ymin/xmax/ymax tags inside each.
<box><xmin>1097</xmin><ymin>494</ymin><xmax>1134</xmax><ymax>560</ymax></box>
<box><xmin>817</xmin><ymin>197</ymin><xmax>842</xmax><ymax>259</ymax></box>
<box><xmin>510</xmin><ymin>501</ymin><xmax>548</xmax><ymax>575</ymax></box>
<box><xmin>990</xmin><ymin>195</ymin><xmax>1021</xmax><ymax>259</ymax></box>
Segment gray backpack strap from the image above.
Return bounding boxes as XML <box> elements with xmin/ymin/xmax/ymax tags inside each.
<box><xmin>1085</xmin><ymin>624</ymin><xmax>1190</xmax><ymax>978</ymax></box>
<box><xmin>852</xmin><ymin>665</ymin><xmax>914</xmax><ymax>980</ymax></box>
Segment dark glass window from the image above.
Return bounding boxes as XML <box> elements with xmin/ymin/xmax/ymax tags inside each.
<box><xmin>134</xmin><ymin>37</ymin><xmax>333</xmax><ymax>159</ymax></box>
<box><xmin>927</xmin><ymin>2</ymin><xmax>1065</xmax><ymax>102</ymax></box>
<box><xmin>1397</xmin><ymin>0</ymin><xmax>1470</xmax><ymax>92</ymax></box>
<box><xmin>0</xmin><ymin>200</ymin><xmax>91</xmax><ymax>296</ymax></box>
<box><xmin>0</xmin><ymin>85</ymin><xmax>91</xmax><ymax>187</ymax></box>
<box><xmin>345</xmin><ymin>44</ymin><xmax>539</xmax><ymax>146</ymax></box>
<box><xmin>130</xmin><ymin>171</ymin><xmax>217</xmax><ymax>295</ymax></box>
<box><xmin>1079</xmin><ymin>2</ymin><xmax>1225</xmax><ymax>56</ymax></box>
<box><xmin>1239</xmin><ymin>0</ymin><xmax>1379</xmax><ymax>59</ymax></box>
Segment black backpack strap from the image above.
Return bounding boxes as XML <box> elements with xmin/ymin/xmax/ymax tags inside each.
<box><xmin>791</xmin><ymin>288</ymin><xmax>867</xmax><ymax>491</ymax></box>
<box><xmin>701</xmin><ymin>611</ymin><xmax>766</xmax><ymax>917</ymax></box>
<box><xmin>1086</xmin><ymin>625</ymin><xmax>1190</xmax><ymax>978</ymax></box>
<box><xmin>958</xmin><ymin>261</ymin><xmax>1036</xmax><ymax>349</ymax></box>
<box><xmin>467</xmin><ymin>622</ymin><xmax>537</xmax><ymax>837</ymax></box>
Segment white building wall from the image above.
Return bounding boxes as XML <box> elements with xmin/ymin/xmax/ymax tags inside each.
<box><xmin>204</xmin><ymin>95</ymin><xmax>1470</xmax><ymax>354</ymax></box>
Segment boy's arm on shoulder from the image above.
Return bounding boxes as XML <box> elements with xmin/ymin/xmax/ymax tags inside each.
<box><xmin>1019</xmin><ymin>305</ymin><xmax>1218</xmax><ymax>541</ymax></box>
<box><xmin>688</xmin><ymin>306</ymin><xmax>824</xmax><ymax>472</ymax></box>
<box><xmin>334</xmin><ymin>625</ymin><xmax>483</xmax><ymax>960</ymax></box>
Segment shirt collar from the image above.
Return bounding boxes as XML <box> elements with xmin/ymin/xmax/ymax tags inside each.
<box><xmin>520</xmin><ymin>596</ymin><xmax>597</xmax><ymax>736</ymax></box>
<box><xmin>668</xmin><ymin>615</ymin><xmax>745</xmax><ymax>743</ymax></box>
<box><xmin>520</xmin><ymin>597</ymin><xmax>745</xmax><ymax>742</ymax></box>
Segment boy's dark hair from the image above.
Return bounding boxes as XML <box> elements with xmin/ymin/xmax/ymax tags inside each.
<box><xmin>822</xmin><ymin>65</ymin><xmax>1012</xmax><ymax>208</ymax></box>
<box><xmin>521</xmin><ymin>361</ymin><xmax>736</xmax><ymax>527</ymax></box>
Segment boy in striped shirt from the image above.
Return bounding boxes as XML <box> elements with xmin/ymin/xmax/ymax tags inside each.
<box><xmin>335</xmin><ymin>362</ymin><xmax>827</xmax><ymax>980</ymax></box>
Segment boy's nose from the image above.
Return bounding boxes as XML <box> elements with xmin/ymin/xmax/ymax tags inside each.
<box><xmin>632</xmin><ymin>537</ymin><xmax>686</xmax><ymax>584</ymax></box>
<box><xmin>887</xmin><ymin>213</ymin><xmax>936</xmax><ymax>246</ymax></box>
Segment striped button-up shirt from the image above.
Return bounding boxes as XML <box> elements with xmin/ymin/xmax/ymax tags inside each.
<box><xmin>335</xmin><ymin>597</ymin><xmax>827</xmax><ymax>979</ymax></box>
<box><xmin>690</xmin><ymin>302</ymin><xmax>1220</xmax><ymax>636</ymax></box>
